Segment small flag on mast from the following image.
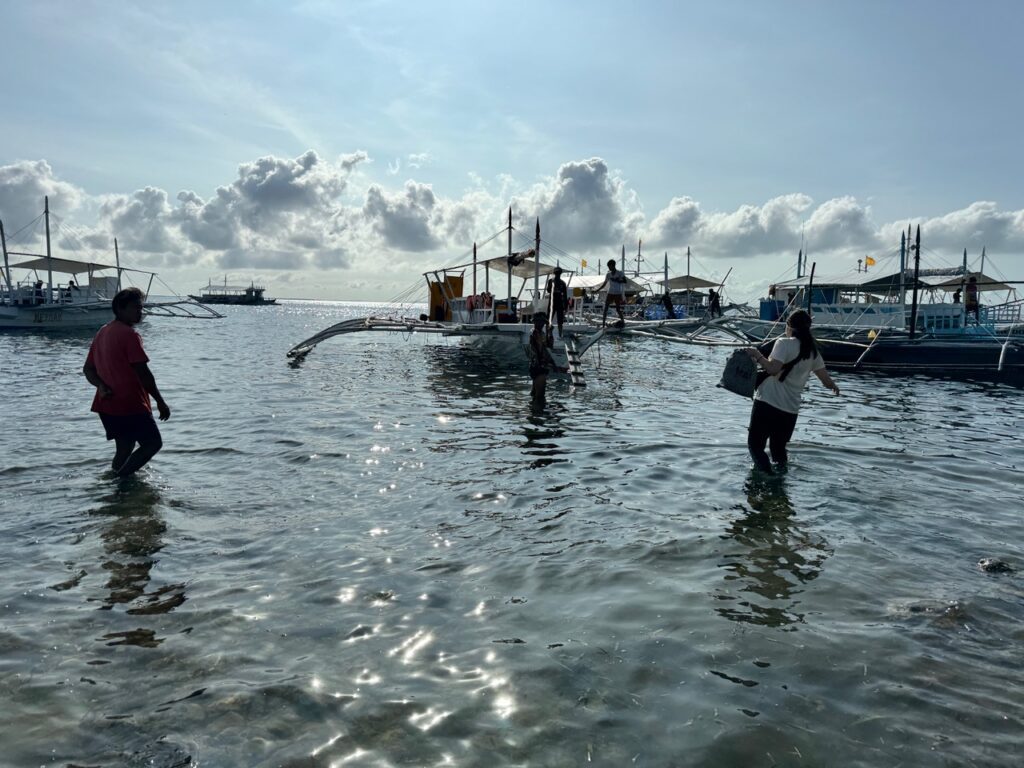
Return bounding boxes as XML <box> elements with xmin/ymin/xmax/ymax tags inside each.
<box><xmin>581</xmin><ymin>259</ymin><xmax>588</xmax><ymax>268</ymax></box>
<box><xmin>865</xmin><ymin>256</ymin><xmax>876</xmax><ymax>266</ymax></box>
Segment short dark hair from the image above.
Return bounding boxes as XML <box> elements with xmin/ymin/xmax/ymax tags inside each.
<box><xmin>607</xmin><ymin>259</ymin><xmax>616</xmax><ymax>269</ymax></box>
<box><xmin>111</xmin><ymin>287</ymin><xmax>144</xmax><ymax>315</ymax></box>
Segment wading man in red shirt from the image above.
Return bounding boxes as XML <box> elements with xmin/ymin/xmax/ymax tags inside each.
<box><xmin>83</xmin><ymin>287</ymin><xmax>171</xmax><ymax>477</ymax></box>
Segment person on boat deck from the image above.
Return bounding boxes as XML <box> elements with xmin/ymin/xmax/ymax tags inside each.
<box><xmin>528</xmin><ymin>313</ymin><xmax>566</xmax><ymax>407</ymax></box>
<box><xmin>34</xmin><ymin>280</ymin><xmax>45</xmax><ymax>305</ymax></box>
<box><xmin>545</xmin><ymin>266</ymin><xmax>570</xmax><ymax>337</ymax></box>
<box><xmin>708</xmin><ymin>288</ymin><xmax>722</xmax><ymax>318</ymax></box>
<box><xmin>745</xmin><ymin>309</ymin><xmax>839</xmax><ymax>473</ymax></box>
<box><xmin>594</xmin><ymin>259</ymin><xmax>627</xmax><ymax>326</ymax></box>
<box><xmin>83</xmin><ymin>287</ymin><xmax>171</xmax><ymax>477</ymax></box>
<box><xmin>965</xmin><ymin>276</ymin><xmax>980</xmax><ymax>323</ymax></box>
<box><xmin>64</xmin><ymin>279</ymin><xmax>79</xmax><ymax>300</ymax></box>
<box><xmin>952</xmin><ymin>289</ymin><xmax>962</xmax><ymax>304</ymax></box>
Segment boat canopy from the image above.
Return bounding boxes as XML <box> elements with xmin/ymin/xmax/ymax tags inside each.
<box><xmin>569</xmin><ymin>273</ymin><xmax>646</xmax><ymax>292</ymax></box>
<box><xmin>927</xmin><ymin>271</ymin><xmax>1013</xmax><ymax>293</ymax></box>
<box><xmin>658</xmin><ymin>274</ymin><xmax>719</xmax><ymax>291</ymax></box>
<box><xmin>7</xmin><ymin>255</ymin><xmax>150</xmax><ymax>275</ymax></box>
<box><xmin>475</xmin><ymin>255</ymin><xmax>561</xmax><ymax>280</ymax></box>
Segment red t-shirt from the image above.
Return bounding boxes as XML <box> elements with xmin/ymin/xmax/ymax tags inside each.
<box><xmin>86</xmin><ymin>320</ymin><xmax>152</xmax><ymax>415</ymax></box>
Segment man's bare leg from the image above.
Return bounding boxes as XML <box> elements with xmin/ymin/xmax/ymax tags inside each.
<box><xmin>116</xmin><ymin>434</ymin><xmax>163</xmax><ymax>477</ymax></box>
<box><xmin>112</xmin><ymin>437</ymin><xmax>135</xmax><ymax>473</ymax></box>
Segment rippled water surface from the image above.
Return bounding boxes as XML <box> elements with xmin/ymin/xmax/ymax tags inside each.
<box><xmin>2</xmin><ymin>301</ymin><xmax>1023</xmax><ymax>767</ymax></box>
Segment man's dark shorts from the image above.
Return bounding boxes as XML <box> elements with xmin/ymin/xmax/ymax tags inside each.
<box><xmin>99</xmin><ymin>412</ymin><xmax>161</xmax><ymax>444</ymax></box>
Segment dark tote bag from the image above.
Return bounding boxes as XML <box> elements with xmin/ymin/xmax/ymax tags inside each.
<box><xmin>718</xmin><ymin>349</ymin><xmax>758</xmax><ymax>397</ymax></box>
<box><xmin>719</xmin><ymin>349</ymin><xmax>774</xmax><ymax>398</ymax></box>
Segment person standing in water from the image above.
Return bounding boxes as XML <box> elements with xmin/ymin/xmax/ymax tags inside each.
<box><xmin>594</xmin><ymin>259</ymin><xmax>627</xmax><ymax>326</ymax></box>
<box><xmin>528</xmin><ymin>313</ymin><xmax>566</xmax><ymax>407</ymax></box>
<box><xmin>83</xmin><ymin>287</ymin><xmax>171</xmax><ymax>477</ymax></box>
<box><xmin>745</xmin><ymin>309</ymin><xmax>839</xmax><ymax>473</ymax></box>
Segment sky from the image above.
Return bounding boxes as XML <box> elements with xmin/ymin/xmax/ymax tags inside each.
<box><xmin>2</xmin><ymin>0</ymin><xmax>1023</xmax><ymax>302</ymax></box>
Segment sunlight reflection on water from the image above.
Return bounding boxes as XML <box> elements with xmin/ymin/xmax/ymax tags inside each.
<box><xmin>1</xmin><ymin>301</ymin><xmax>1023</xmax><ymax>766</ymax></box>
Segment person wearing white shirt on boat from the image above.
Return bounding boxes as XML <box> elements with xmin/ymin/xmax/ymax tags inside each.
<box><xmin>594</xmin><ymin>259</ymin><xmax>627</xmax><ymax>327</ymax></box>
<box><xmin>745</xmin><ymin>309</ymin><xmax>839</xmax><ymax>473</ymax></box>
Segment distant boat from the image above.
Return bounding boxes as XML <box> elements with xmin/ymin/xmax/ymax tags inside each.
<box><xmin>189</xmin><ymin>278</ymin><xmax>277</xmax><ymax>305</ymax></box>
<box><xmin>1</xmin><ymin>197</ymin><xmax>221</xmax><ymax>329</ymax></box>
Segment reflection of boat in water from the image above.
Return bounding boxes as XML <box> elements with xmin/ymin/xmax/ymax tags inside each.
<box><xmin>288</xmin><ymin>211</ymin><xmax>604</xmax><ymax>385</ymax></box>
<box><xmin>1</xmin><ymin>197</ymin><xmax>221</xmax><ymax>329</ymax></box>
<box><xmin>189</xmin><ymin>277</ymin><xmax>277</xmax><ymax>305</ymax></box>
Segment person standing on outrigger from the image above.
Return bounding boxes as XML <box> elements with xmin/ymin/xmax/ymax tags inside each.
<box><xmin>594</xmin><ymin>259</ymin><xmax>627</xmax><ymax>327</ymax></box>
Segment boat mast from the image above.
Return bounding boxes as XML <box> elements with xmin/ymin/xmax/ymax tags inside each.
<box><xmin>44</xmin><ymin>196</ymin><xmax>54</xmax><ymax>302</ymax></box>
<box><xmin>663</xmin><ymin>252</ymin><xmax>669</xmax><ymax>295</ymax></box>
<box><xmin>899</xmin><ymin>230</ymin><xmax>906</xmax><ymax>309</ymax></box>
<box><xmin>634</xmin><ymin>238</ymin><xmax>643</xmax><ymax>276</ymax></box>
<box><xmin>805</xmin><ymin>262</ymin><xmax>816</xmax><ymax>312</ymax></box>
<box><xmin>686</xmin><ymin>246</ymin><xmax>691</xmax><ymax>292</ymax></box>
<box><xmin>908</xmin><ymin>226</ymin><xmax>922</xmax><ymax>339</ymax></box>
<box><xmin>472</xmin><ymin>242</ymin><xmax>477</xmax><ymax>296</ymax></box>
<box><xmin>115</xmin><ymin>238</ymin><xmax>123</xmax><ymax>291</ymax></box>
<box><xmin>506</xmin><ymin>207</ymin><xmax>513</xmax><ymax>309</ymax></box>
<box><xmin>1</xmin><ymin>220</ymin><xmax>11</xmax><ymax>299</ymax></box>
<box><xmin>980</xmin><ymin>246</ymin><xmax>986</xmax><ymax>277</ymax></box>
<box><xmin>534</xmin><ymin>218</ymin><xmax>541</xmax><ymax>316</ymax></box>
<box><xmin>959</xmin><ymin>248</ymin><xmax>968</xmax><ymax>324</ymax></box>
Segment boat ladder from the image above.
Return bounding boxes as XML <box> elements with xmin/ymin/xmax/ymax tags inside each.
<box><xmin>565</xmin><ymin>339</ymin><xmax>587</xmax><ymax>388</ymax></box>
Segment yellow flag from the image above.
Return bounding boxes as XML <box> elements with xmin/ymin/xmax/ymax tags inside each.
<box><xmin>581</xmin><ymin>259</ymin><xmax>588</xmax><ymax>268</ymax></box>
<box><xmin>865</xmin><ymin>256</ymin><xmax>876</xmax><ymax>266</ymax></box>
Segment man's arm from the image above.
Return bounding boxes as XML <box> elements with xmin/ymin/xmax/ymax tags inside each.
<box><xmin>131</xmin><ymin>362</ymin><xmax>171</xmax><ymax>420</ymax></box>
<box><xmin>83</xmin><ymin>362</ymin><xmax>113</xmax><ymax>398</ymax></box>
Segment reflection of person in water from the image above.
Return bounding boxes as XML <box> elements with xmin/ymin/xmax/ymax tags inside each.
<box><xmin>92</xmin><ymin>480</ymin><xmax>187</xmax><ymax>646</ymax></box>
<box><xmin>714</xmin><ymin>474</ymin><xmax>831</xmax><ymax>627</ymax></box>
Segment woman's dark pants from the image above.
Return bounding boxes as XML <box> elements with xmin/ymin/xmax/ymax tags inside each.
<box><xmin>748</xmin><ymin>399</ymin><xmax>798</xmax><ymax>472</ymax></box>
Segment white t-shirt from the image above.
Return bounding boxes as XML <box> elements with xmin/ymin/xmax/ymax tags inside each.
<box><xmin>606</xmin><ymin>270</ymin><xmax>626</xmax><ymax>295</ymax></box>
<box><xmin>754</xmin><ymin>337</ymin><xmax>825</xmax><ymax>414</ymax></box>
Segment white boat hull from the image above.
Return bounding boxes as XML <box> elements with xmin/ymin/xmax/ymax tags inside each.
<box><xmin>0</xmin><ymin>303</ymin><xmax>111</xmax><ymax>330</ymax></box>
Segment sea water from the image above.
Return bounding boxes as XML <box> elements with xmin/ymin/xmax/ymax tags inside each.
<box><xmin>1</xmin><ymin>301</ymin><xmax>1022</xmax><ymax>767</ymax></box>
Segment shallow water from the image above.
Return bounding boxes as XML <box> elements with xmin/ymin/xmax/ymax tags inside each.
<box><xmin>2</xmin><ymin>301</ymin><xmax>1022</xmax><ymax>767</ymax></box>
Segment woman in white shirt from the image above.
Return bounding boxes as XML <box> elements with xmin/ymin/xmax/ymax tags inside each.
<box><xmin>745</xmin><ymin>310</ymin><xmax>839</xmax><ymax>472</ymax></box>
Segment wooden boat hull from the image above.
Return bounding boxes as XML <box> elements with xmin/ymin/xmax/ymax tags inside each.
<box><xmin>0</xmin><ymin>303</ymin><xmax>111</xmax><ymax>329</ymax></box>
<box><xmin>817</xmin><ymin>336</ymin><xmax>1024</xmax><ymax>380</ymax></box>
<box><xmin>187</xmin><ymin>295</ymin><xmax>277</xmax><ymax>305</ymax></box>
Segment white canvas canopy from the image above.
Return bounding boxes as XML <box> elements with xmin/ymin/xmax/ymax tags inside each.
<box><xmin>927</xmin><ymin>271</ymin><xmax>1013</xmax><ymax>293</ymax></box>
<box><xmin>476</xmin><ymin>255</ymin><xmax>560</xmax><ymax>280</ymax></box>
<box><xmin>658</xmin><ymin>274</ymin><xmax>719</xmax><ymax>291</ymax></box>
<box><xmin>8</xmin><ymin>256</ymin><xmax>149</xmax><ymax>275</ymax></box>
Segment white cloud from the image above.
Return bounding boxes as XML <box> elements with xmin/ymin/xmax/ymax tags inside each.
<box><xmin>0</xmin><ymin>160</ymin><xmax>85</xmax><ymax>235</ymax></box>
<box><xmin>2</xmin><ymin>155</ymin><xmax>1022</xmax><ymax>301</ymax></box>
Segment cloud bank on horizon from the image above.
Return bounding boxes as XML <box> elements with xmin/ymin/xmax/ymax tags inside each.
<box><xmin>1</xmin><ymin>154</ymin><xmax>1022</xmax><ymax>301</ymax></box>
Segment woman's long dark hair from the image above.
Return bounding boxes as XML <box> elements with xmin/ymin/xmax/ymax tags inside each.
<box><xmin>778</xmin><ymin>309</ymin><xmax>819</xmax><ymax>382</ymax></box>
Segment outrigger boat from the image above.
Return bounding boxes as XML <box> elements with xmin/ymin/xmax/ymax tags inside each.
<box><xmin>1</xmin><ymin>198</ymin><xmax>222</xmax><ymax>329</ymax></box>
<box><xmin>287</xmin><ymin>212</ymin><xmax>609</xmax><ymax>386</ymax></box>
<box><xmin>614</xmin><ymin>227</ymin><xmax>1024</xmax><ymax>382</ymax></box>
<box><xmin>189</xmin><ymin>277</ymin><xmax>277</xmax><ymax>305</ymax></box>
